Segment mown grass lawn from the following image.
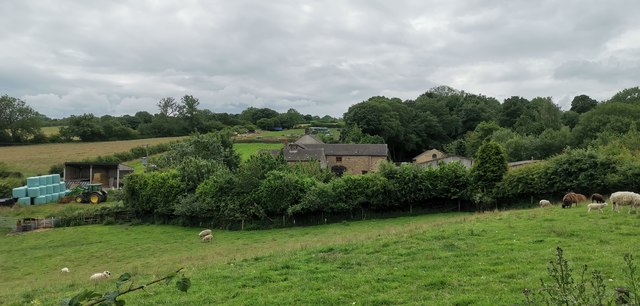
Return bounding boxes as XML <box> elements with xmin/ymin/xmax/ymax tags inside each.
<box><xmin>1</xmin><ymin>206</ymin><xmax>638</xmax><ymax>305</ymax></box>
<box><xmin>234</xmin><ymin>143</ymin><xmax>283</xmax><ymax>160</ymax></box>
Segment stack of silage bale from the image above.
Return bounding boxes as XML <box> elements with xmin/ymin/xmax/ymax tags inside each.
<box><xmin>12</xmin><ymin>174</ymin><xmax>68</xmax><ymax>205</ymax></box>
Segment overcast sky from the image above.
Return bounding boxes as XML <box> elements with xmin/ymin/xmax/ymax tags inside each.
<box><xmin>1</xmin><ymin>1</ymin><xmax>639</xmax><ymax>119</ymax></box>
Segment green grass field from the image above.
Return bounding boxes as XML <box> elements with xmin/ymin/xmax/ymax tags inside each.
<box><xmin>234</xmin><ymin>143</ymin><xmax>283</xmax><ymax>160</ymax></box>
<box><xmin>1</xmin><ymin>206</ymin><xmax>638</xmax><ymax>305</ymax></box>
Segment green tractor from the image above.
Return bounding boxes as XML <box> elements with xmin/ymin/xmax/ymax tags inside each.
<box><xmin>71</xmin><ymin>184</ymin><xmax>108</xmax><ymax>204</ymax></box>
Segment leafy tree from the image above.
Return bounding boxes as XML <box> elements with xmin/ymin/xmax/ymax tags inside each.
<box><xmin>561</xmin><ymin>111</ymin><xmax>580</xmax><ymax>129</ymax></box>
<box><xmin>608</xmin><ymin>86</ymin><xmax>640</xmax><ymax>104</ymax></box>
<box><xmin>155</xmin><ymin>132</ymin><xmax>240</xmax><ymax>171</ymax></box>
<box><xmin>0</xmin><ymin>95</ymin><xmax>43</xmax><ymax>143</ymax></box>
<box><xmin>572</xmin><ymin>102</ymin><xmax>640</xmax><ymax>146</ymax></box>
<box><xmin>239</xmin><ymin>107</ymin><xmax>279</xmax><ymax>124</ymax></box>
<box><xmin>278</xmin><ymin>108</ymin><xmax>305</xmax><ymax>129</ymax></box>
<box><xmin>499</xmin><ymin>96</ymin><xmax>530</xmax><ymax>128</ymax></box>
<box><xmin>157</xmin><ymin>97</ymin><xmax>180</xmax><ymax>117</ymax></box>
<box><xmin>470</xmin><ymin>141</ymin><xmax>508</xmax><ymax>209</ymax></box>
<box><xmin>464</xmin><ymin>121</ymin><xmax>502</xmax><ymax>157</ymax></box>
<box><xmin>59</xmin><ymin>114</ymin><xmax>105</xmax><ymax>141</ymax></box>
<box><xmin>570</xmin><ymin>94</ymin><xmax>598</xmax><ymax>113</ymax></box>
<box><xmin>178</xmin><ymin>95</ymin><xmax>204</xmax><ymax>132</ymax></box>
<box><xmin>254</xmin><ymin>170</ymin><xmax>319</xmax><ymax>217</ymax></box>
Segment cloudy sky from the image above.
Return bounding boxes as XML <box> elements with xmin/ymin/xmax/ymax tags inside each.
<box><xmin>1</xmin><ymin>1</ymin><xmax>639</xmax><ymax>119</ymax></box>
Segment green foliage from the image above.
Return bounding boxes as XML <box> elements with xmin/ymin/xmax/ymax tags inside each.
<box><xmin>155</xmin><ymin>132</ymin><xmax>240</xmax><ymax>171</ymax></box>
<box><xmin>255</xmin><ymin>170</ymin><xmax>320</xmax><ymax>216</ymax></box>
<box><xmin>0</xmin><ymin>94</ymin><xmax>43</xmax><ymax>143</ymax></box>
<box><xmin>609</xmin><ymin>86</ymin><xmax>640</xmax><ymax>104</ymax></box>
<box><xmin>176</xmin><ymin>157</ymin><xmax>226</xmax><ymax>192</ymax></box>
<box><xmin>61</xmin><ymin>269</ymin><xmax>189</xmax><ymax>306</ymax></box>
<box><xmin>48</xmin><ymin>163</ymin><xmax>64</xmax><ymax>176</ymax></box>
<box><xmin>570</xmin><ymin>94</ymin><xmax>599</xmax><ymax>113</ymax></box>
<box><xmin>523</xmin><ymin>247</ymin><xmax>639</xmax><ymax>306</ymax></box>
<box><xmin>123</xmin><ymin>170</ymin><xmax>184</xmax><ymax>216</ymax></box>
<box><xmin>471</xmin><ymin>141</ymin><xmax>508</xmax><ymax>192</ymax></box>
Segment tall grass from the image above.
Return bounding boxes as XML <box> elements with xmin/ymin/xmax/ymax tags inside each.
<box><xmin>1</xmin><ymin>206</ymin><xmax>638</xmax><ymax>305</ymax></box>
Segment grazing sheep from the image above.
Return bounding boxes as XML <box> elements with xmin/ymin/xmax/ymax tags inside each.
<box><xmin>562</xmin><ymin>192</ymin><xmax>587</xmax><ymax>208</ymax></box>
<box><xmin>61</xmin><ymin>267</ymin><xmax>70</xmax><ymax>273</ymax></box>
<box><xmin>198</xmin><ymin>229</ymin><xmax>212</xmax><ymax>237</ymax></box>
<box><xmin>587</xmin><ymin>202</ymin><xmax>607</xmax><ymax>213</ymax></box>
<box><xmin>201</xmin><ymin>234</ymin><xmax>213</xmax><ymax>242</ymax></box>
<box><xmin>609</xmin><ymin>191</ymin><xmax>640</xmax><ymax>213</ymax></box>
<box><xmin>89</xmin><ymin>271</ymin><xmax>111</xmax><ymax>281</ymax></box>
<box><xmin>590</xmin><ymin>193</ymin><xmax>605</xmax><ymax>203</ymax></box>
<box><xmin>539</xmin><ymin>200</ymin><xmax>551</xmax><ymax>208</ymax></box>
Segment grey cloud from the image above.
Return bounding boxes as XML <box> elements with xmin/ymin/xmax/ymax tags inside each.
<box><xmin>1</xmin><ymin>1</ymin><xmax>639</xmax><ymax>118</ymax></box>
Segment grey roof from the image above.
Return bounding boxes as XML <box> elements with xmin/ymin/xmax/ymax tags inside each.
<box><xmin>508</xmin><ymin>160</ymin><xmax>541</xmax><ymax>167</ymax></box>
<box><xmin>303</xmin><ymin>144</ymin><xmax>388</xmax><ymax>156</ymax></box>
<box><xmin>269</xmin><ymin>149</ymin><xmax>325</xmax><ymax>162</ymax></box>
<box><xmin>295</xmin><ymin>134</ymin><xmax>324</xmax><ymax>144</ymax></box>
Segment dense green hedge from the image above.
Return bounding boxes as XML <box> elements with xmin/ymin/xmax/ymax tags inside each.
<box><xmin>496</xmin><ymin>147</ymin><xmax>640</xmax><ymax>201</ymax></box>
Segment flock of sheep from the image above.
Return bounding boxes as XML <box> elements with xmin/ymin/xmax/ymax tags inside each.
<box><xmin>57</xmin><ymin>229</ymin><xmax>214</xmax><ymax>282</ymax></box>
<box><xmin>539</xmin><ymin>191</ymin><xmax>640</xmax><ymax>213</ymax></box>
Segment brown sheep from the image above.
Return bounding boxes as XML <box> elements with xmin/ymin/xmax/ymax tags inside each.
<box><xmin>562</xmin><ymin>192</ymin><xmax>587</xmax><ymax>208</ymax></box>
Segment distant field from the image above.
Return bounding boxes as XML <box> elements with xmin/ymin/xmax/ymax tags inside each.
<box><xmin>235</xmin><ymin>143</ymin><xmax>283</xmax><ymax>160</ymax></box>
<box><xmin>40</xmin><ymin>126</ymin><xmax>61</xmax><ymax>136</ymax></box>
<box><xmin>0</xmin><ymin>137</ymin><xmax>183</xmax><ymax>176</ymax></box>
<box><xmin>0</xmin><ymin>207</ymin><xmax>638</xmax><ymax>304</ymax></box>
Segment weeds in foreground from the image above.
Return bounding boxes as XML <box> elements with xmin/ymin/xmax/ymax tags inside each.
<box><xmin>523</xmin><ymin>247</ymin><xmax>639</xmax><ymax>305</ymax></box>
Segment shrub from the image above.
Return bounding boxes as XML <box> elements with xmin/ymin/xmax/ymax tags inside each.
<box><xmin>123</xmin><ymin>170</ymin><xmax>185</xmax><ymax>216</ymax></box>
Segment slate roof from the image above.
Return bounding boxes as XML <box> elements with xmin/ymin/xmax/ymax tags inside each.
<box><xmin>303</xmin><ymin>144</ymin><xmax>388</xmax><ymax>156</ymax></box>
<box><xmin>268</xmin><ymin>148</ymin><xmax>326</xmax><ymax>162</ymax></box>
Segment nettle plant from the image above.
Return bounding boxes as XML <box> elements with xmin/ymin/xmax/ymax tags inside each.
<box><xmin>523</xmin><ymin>247</ymin><xmax>639</xmax><ymax>305</ymax></box>
<box><xmin>61</xmin><ymin>268</ymin><xmax>190</xmax><ymax>306</ymax></box>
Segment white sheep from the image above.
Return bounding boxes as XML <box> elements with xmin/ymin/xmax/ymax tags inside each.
<box><xmin>198</xmin><ymin>229</ymin><xmax>212</xmax><ymax>237</ymax></box>
<box><xmin>201</xmin><ymin>234</ymin><xmax>213</xmax><ymax>242</ymax></box>
<box><xmin>609</xmin><ymin>191</ymin><xmax>640</xmax><ymax>213</ymax></box>
<box><xmin>587</xmin><ymin>202</ymin><xmax>607</xmax><ymax>213</ymax></box>
<box><xmin>89</xmin><ymin>271</ymin><xmax>111</xmax><ymax>281</ymax></box>
<box><xmin>539</xmin><ymin>200</ymin><xmax>551</xmax><ymax>208</ymax></box>
<box><xmin>61</xmin><ymin>267</ymin><xmax>70</xmax><ymax>273</ymax></box>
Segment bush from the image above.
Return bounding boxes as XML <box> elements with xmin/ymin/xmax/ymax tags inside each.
<box><xmin>123</xmin><ymin>170</ymin><xmax>185</xmax><ymax>216</ymax></box>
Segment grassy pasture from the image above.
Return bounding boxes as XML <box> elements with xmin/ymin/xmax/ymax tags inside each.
<box><xmin>0</xmin><ymin>137</ymin><xmax>183</xmax><ymax>176</ymax></box>
<box><xmin>234</xmin><ymin>143</ymin><xmax>283</xmax><ymax>160</ymax></box>
<box><xmin>0</xmin><ymin>206</ymin><xmax>638</xmax><ymax>305</ymax></box>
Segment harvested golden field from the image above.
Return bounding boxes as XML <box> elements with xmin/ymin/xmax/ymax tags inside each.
<box><xmin>0</xmin><ymin>137</ymin><xmax>183</xmax><ymax>176</ymax></box>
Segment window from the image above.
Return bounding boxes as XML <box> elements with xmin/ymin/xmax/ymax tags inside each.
<box><xmin>336</xmin><ymin>157</ymin><xmax>342</xmax><ymax>162</ymax></box>
<box><xmin>432</xmin><ymin>154</ymin><xmax>438</xmax><ymax>159</ymax></box>
<box><xmin>361</xmin><ymin>170</ymin><xmax>368</xmax><ymax>174</ymax></box>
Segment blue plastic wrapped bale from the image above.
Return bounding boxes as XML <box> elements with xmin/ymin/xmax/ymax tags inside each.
<box><xmin>52</xmin><ymin>184</ymin><xmax>60</xmax><ymax>193</ymax></box>
<box><xmin>34</xmin><ymin>195</ymin><xmax>47</xmax><ymax>205</ymax></box>
<box><xmin>45</xmin><ymin>175</ymin><xmax>53</xmax><ymax>185</ymax></box>
<box><xmin>46</xmin><ymin>185</ymin><xmax>54</xmax><ymax>194</ymax></box>
<box><xmin>58</xmin><ymin>191</ymin><xmax>66</xmax><ymax>198</ymax></box>
<box><xmin>38</xmin><ymin>176</ymin><xmax>47</xmax><ymax>186</ymax></box>
<box><xmin>51</xmin><ymin>193</ymin><xmax>59</xmax><ymax>202</ymax></box>
<box><xmin>18</xmin><ymin>197</ymin><xmax>31</xmax><ymax>205</ymax></box>
<box><xmin>59</xmin><ymin>182</ymin><xmax>66</xmax><ymax>191</ymax></box>
<box><xmin>45</xmin><ymin>195</ymin><xmax>52</xmax><ymax>203</ymax></box>
<box><xmin>27</xmin><ymin>177</ymin><xmax>39</xmax><ymax>187</ymax></box>
<box><xmin>52</xmin><ymin>174</ymin><xmax>61</xmax><ymax>183</ymax></box>
<box><xmin>27</xmin><ymin>187</ymin><xmax>41</xmax><ymax>197</ymax></box>
<box><xmin>39</xmin><ymin>186</ymin><xmax>47</xmax><ymax>195</ymax></box>
<box><xmin>12</xmin><ymin>186</ymin><xmax>27</xmax><ymax>198</ymax></box>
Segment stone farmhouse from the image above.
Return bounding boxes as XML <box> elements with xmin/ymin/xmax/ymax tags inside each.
<box><xmin>412</xmin><ymin>149</ymin><xmax>474</xmax><ymax>169</ymax></box>
<box><xmin>272</xmin><ymin>135</ymin><xmax>388</xmax><ymax>176</ymax></box>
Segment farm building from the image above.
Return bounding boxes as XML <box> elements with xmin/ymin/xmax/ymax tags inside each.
<box><xmin>412</xmin><ymin>149</ymin><xmax>447</xmax><ymax>164</ymax></box>
<box><xmin>413</xmin><ymin>149</ymin><xmax>473</xmax><ymax>169</ymax></box>
<box><xmin>270</xmin><ymin>137</ymin><xmax>388</xmax><ymax>176</ymax></box>
<box><xmin>63</xmin><ymin>162</ymin><xmax>134</xmax><ymax>189</ymax></box>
